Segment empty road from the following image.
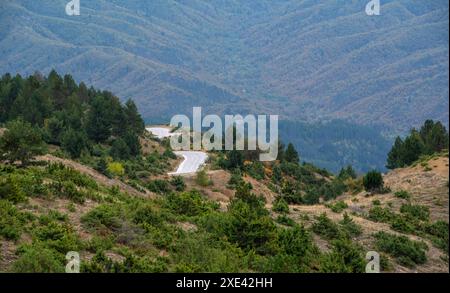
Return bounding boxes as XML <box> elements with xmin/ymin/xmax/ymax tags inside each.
<box><xmin>146</xmin><ymin>127</ymin><xmax>208</xmax><ymax>175</ymax></box>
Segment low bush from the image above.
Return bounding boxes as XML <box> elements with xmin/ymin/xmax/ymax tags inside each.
<box><xmin>0</xmin><ymin>199</ymin><xmax>33</xmax><ymax>240</ymax></box>
<box><xmin>339</xmin><ymin>213</ymin><xmax>362</xmax><ymax>238</ymax></box>
<box><xmin>400</xmin><ymin>204</ymin><xmax>430</xmax><ymax>222</ymax></box>
<box><xmin>326</xmin><ymin>200</ymin><xmax>348</xmax><ymax>213</ymax></box>
<box><xmin>276</xmin><ymin>215</ymin><xmax>295</xmax><ymax>226</ymax></box>
<box><xmin>81</xmin><ymin>204</ymin><xmax>123</xmax><ymax>231</ymax></box>
<box><xmin>272</xmin><ymin>197</ymin><xmax>289</xmax><ymax>214</ymax></box>
<box><xmin>196</xmin><ymin>170</ymin><xmax>213</xmax><ymax>187</ymax></box>
<box><xmin>319</xmin><ymin>239</ymin><xmax>365</xmax><ymax>273</ymax></box>
<box><xmin>12</xmin><ymin>244</ymin><xmax>64</xmax><ymax>273</ymax></box>
<box><xmin>33</xmin><ymin>221</ymin><xmax>81</xmax><ymax>254</ymax></box>
<box><xmin>170</xmin><ymin>176</ymin><xmax>186</xmax><ymax>192</ymax></box>
<box><xmin>312</xmin><ymin>213</ymin><xmax>341</xmax><ymax>240</ymax></box>
<box><xmin>394</xmin><ymin>190</ymin><xmax>411</xmax><ymax>200</ymax></box>
<box><xmin>107</xmin><ymin>162</ymin><xmax>125</xmax><ymax>177</ymax></box>
<box><xmin>374</xmin><ymin>232</ymin><xmax>428</xmax><ymax>267</ymax></box>
<box><xmin>0</xmin><ymin>175</ymin><xmax>26</xmax><ymax>203</ymax></box>
<box><xmin>363</xmin><ymin>170</ymin><xmax>384</xmax><ymax>192</ymax></box>
<box><xmin>368</xmin><ymin>206</ymin><xmax>394</xmax><ymax>223</ymax></box>
<box><xmin>146</xmin><ymin>179</ymin><xmax>170</xmax><ymax>194</ymax></box>
<box><xmin>164</xmin><ymin>191</ymin><xmax>216</xmax><ymax>217</ymax></box>
<box><xmin>424</xmin><ymin>221</ymin><xmax>449</xmax><ymax>253</ymax></box>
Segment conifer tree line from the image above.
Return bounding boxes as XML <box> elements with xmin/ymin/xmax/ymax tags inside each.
<box><xmin>386</xmin><ymin>120</ymin><xmax>449</xmax><ymax>169</ymax></box>
<box><xmin>0</xmin><ymin>71</ymin><xmax>145</xmax><ymax>160</ymax></box>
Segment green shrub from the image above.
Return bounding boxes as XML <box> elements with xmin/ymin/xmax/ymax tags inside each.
<box><xmin>164</xmin><ymin>191</ymin><xmax>215</xmax><ymax>217</ymax></box>
<box><xmin>227</xmin><ymin>169</ymin><xmax>244</xmax><ymax>189</ymax></box>
<box><xmin>272</xmin><ymin>197</ymin><xmax>289</xmax><ymax>214</ymax></box>
<box><xmin>46</xmin><ymin>163</ymin><xmax>98</xmax><ymax>190</ymax></box>
<box><xmin>400</xmin><ymin>204</ymin><xmax>430</xmax><ymax>221</ymax></box>
<box><xmin>170</xmin><ymin>233</ymin><xmax>247</xmax><ymax>273</ymax></box>
<box><xmin>195</xmin><ymin>170</ymin><xmax>212</xmax><ymax>187</ymax></box>
<box><xmin>326</xmin><ymin>200</ymin><xmax>348</xmax><ymax>213</ymax></box>
<box><xmin>276</xmin><ymin>215</ymin><xmax>295</xmax><ymax>226</ymax></box>
<box><xmin>12</xmin><ymin>244</ymin><xmax>64</xmax><ymax>273</ymax></box>
<box><xmin>363</xmin><ymin>170</ymin><xmax>384</xmax><ymax>192</ymax></box>
<box><xmin>278</xmin><ymin>225</ymin><xmax>314</xmax><ymax>258</ymax></box>
<box><xmin>225</xmin><ymin>197</ymin><xmax>277</xmax><ymax>254</ymax></box>
<box><xmin>319</xmin><ymin>239</ymin><xmax>366</xmax><ymax>273</ymax></box>
<box><xmin>49</xmin><ymin>180</ymin><xmax>86</xmax><ymax>203</ymax></box>
<box><xmin>81</xmin><ymin>204</ymin><xmax>122</xmax><ymax>231</ymax></box>
<box><xmin>424</xmin><ymin>221</ymin><xmax>449</xmax><ymax>253</ymax></box>
<box><xmin>146</xmin><ymin>179</ymin><xmax>169</xmax><ymax>194</ymax></box>
<box><xmin>374</xmin><ymin>232</ymin><xmax>428</xmax><ymax>267</ymax></box>
<box><xmin>33</xmin><ymin>221</ymin><xmax>81</xmax><ymax>254</ymax></box>
<box><xmin>83</xmin><ymin>252</ymin><xmax>168</xmax><ymax>273</ymax></box>
<box><xmin>368</xmin><ymin>206</ymin><xmax>394</xmax><ymax>223</ymax></box>
<box><xmin>302</xmin><ymin>189</ymin><xmax>320</xmax><ymax>205</ymax></box>
<box><xmin>0</xmin><ymin>199</ymin><xmax>33</xmax><ymax>240</ymax></box>
<box><xmin>394</xmin><ymin>190</ymin><xmax>411</xmax><ymax>200</ymax></box>
<box><xmin>246</xmin><ymin>162</ymin><xmax>265</xmax><ymax>180</ymax></box>
<box><xmin>133</xmin><ymin>204</ymin><xmax>163</xmax><ymax>226</ymax></box>
<box><xmin>170</xmin><ymin>176</ymin><xmax>186</xmax><ymax>192</ymax></box>
<box><xmin>372</xmin><ymin>199</ymin><xmax>381</xmax><ymax>206</ymax></box>
<box><xmin>339</xmin><ymin>213</ymin><xmax>362</xmax><ymax>238</ymax></box>
<box><xmin>312</xmin><ymin>213</ymin><xmax>341</xmax><ymax>240</ymax></box>
<box><xmin>390</xmin><ymin>216</ymin><xmax>417</xmax><ymax>234</ymax></box>
<box><xmin>0</xmin><ymin>175</ymin><xmax>26</xmax><ymax>203</ymax></box>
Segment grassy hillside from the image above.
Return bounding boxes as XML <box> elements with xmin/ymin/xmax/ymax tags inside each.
<box><xmin>0</xmin><ymin>72</ymin><xmax>448</xmax><ymax>273</ymax></box>
<box><xmin>1</xmin><ymin>129</ymin><xmax>448</xmax><ymax>272</ymax></box>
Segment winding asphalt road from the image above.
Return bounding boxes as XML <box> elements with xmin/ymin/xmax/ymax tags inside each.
<box><xmin>146</xmin><ymin>127</ymin><xmax>208</xmax><ymax>175</ymax></box>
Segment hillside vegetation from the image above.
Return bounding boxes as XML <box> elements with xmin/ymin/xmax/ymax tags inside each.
<box><xmin>0</xmin><ymin>73</ymin><xmax>448</xmax><ymax>273</ymax></box>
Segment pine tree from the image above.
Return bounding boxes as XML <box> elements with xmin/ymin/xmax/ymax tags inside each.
<box><xmin>61</xmin><ymin>128</ymin><xmax>89</xmax><ymax>158</ymax></box>
<box><xmin>0</xmin><ymin>119</ymin><xmax>46</xmax><ymax>166</ymax></box>
<box><xmin>386</xmin><ymin>137</ymin><xmax>404</xmax><ymax>169</ymax></box>
<box><xmin>285</xmin><ymin>143</ymin><xmax>299</xmax><ymax>164</ymax></box>
<box><xmin>86</xmin><ymin>95</ymin><xmax>112</xmax><ymax>143</ymax></box>
<box><xmin>110</xmin><ymin>138</ymin><xmax>131</xmax><ymax>160</ymax></box>
<box><xmin>124</xmin><ymin>99</ymin><xmax>145</xmax><ymax>135</ymax></box>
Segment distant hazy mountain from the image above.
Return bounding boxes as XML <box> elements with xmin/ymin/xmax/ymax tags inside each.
<box><xmin>0</xmin><ymin>0</ymin><xmax>448</xmax><ymax>171</ymax></box>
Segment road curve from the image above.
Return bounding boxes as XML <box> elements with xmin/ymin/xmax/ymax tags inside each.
<box><xmin>146</xmin><ymin>127</ymin><xmax>178</xmax><ymax>139</ymax></box>
<box><xmin>146</xmin><ymin>127</ymin><xmax>208</xmax><ymax>175</ymax></box>
<box><xmin>169</xmin><ymin>151</ymin><xmax>208</xmax><ymax>175</ymax></box>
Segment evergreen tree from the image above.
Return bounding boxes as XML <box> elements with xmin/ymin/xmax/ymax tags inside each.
<box><xmin>338</xmin><ymin>165</ymin><xmax>357</xmax><ymax>180</ymax></box>
<box><xmin>227</xmin><ymin>150</ymin><xmax>244</xmax><ymax>170</ymax></box>
<box><xmin>61</xmin><ymin>128</ymin><xmax>89</xmax><ymax>158</ymax></box>
<box><xmin>386</xmin><ymin>137</ymin><xmax>404</xmax><ymax>169</ymax></box>
<box><xmin>401</xmin><ymin>131</ymin><xmax>425</xmax><ymax>166</ymax></box>
<box><xmin>386</xmin><ymin>120</ymin><xmax>448</xmax><ymax>169</ymax></box>
<box><xmin>110</xmin><ymin>138</ymin><xmax>131</xmax><ymax>160</ymax></box>
<box><xmin>419</xmin><ymin>120</ymin><xmax>449</xmax><ymax>154</ymax></box>
<box><xmin>124</xmin><ymin>99</ymin><xmax>145</xmax><ymax>135</ymax></box>
<box><xmin>44</xmin><ymin>116</ymin><xmax>65</xmax><ymax>145</ymax></box>
<box><xmin>0</xmin><ymin>119</ymin><xmax>46</xmax><ymax>166</ymax></box>
<box><xmin>123</xmin><ymin>131</ymin><xmax>141</xmax><ymax>157</ymax></box>
<box><xmin>277</xmin><ymin>141</ymin><xmax>285</xmax><ymax>161</ymax></box>
<box><xmin>86</xmin><ymin>95</ymin><xmax>112</xmax><ymax>143</ymax></box>
<box><xmin>285</xmin><ymin>143</ymin><xmax>299</xmax><ymax>163</ymax></box>
<box><xmin>363</xmin><ymin>170</ymin><xmax>384</xmax><ymax>192</ymax></box>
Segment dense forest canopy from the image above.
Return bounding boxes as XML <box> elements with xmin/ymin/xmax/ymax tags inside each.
<box><xmin>386</xmin><ymin>120</ymin><xmax>449</xmax><ymax>169</ymax></box>
<box><xmin>0</xmin><ymin>71</ymin><xmax>145</xmax><ymax>160</ymax></box>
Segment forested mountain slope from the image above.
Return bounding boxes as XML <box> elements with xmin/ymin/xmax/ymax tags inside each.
<box><xmin>0</xmin><ymin>0</ymin><xmax>448</xmax><ymax>131</ymax></box>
